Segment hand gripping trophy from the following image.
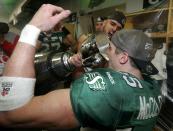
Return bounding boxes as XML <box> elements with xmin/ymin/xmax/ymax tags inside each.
<box><xmin>34</xmin><ymin>32</ymin><xmax>110</xmax><ymax>84</ymax></box>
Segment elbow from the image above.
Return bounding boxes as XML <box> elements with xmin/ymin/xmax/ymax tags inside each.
<box><xmin>0</xmin><ymin>112</ymin><xmax>13</xmax><ymax>127</ymax></box>
<box><xmin>0</xmin><ymin>111</ymin><xmax>19</xmax><ymax>127</ymax></box>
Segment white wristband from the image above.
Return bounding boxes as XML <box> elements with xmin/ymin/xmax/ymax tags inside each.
<box><xmin>19</xmin><ymin>24</ymin><xmax>41</xmax><ymax>47</ymax></box>
<box><xmin>0</xmin><ymin>76</ymin><xmax>36</xmax><ymax>111</ymax></box>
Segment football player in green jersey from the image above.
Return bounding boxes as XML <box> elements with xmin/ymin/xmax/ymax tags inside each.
<box><xmin>0</xmin><ymin>4</ymin><xmax>162</xmax><ymax>131</ymax></box>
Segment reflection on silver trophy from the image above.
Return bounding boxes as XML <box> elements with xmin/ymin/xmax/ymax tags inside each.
<box><xmin>80</xmin><ymin>32</ymin><xmax>110</xmax><ymax>68</ymax></box>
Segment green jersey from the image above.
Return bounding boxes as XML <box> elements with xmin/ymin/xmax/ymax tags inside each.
<box><xmin>70</xmin><ymin>68</ymin><xmax>162</xmax><ymax>131</ymax></box>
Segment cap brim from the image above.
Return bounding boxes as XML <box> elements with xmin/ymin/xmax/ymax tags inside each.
<box><xmin>132</xmin><ymin>58</ymin><xmax>158</xmax><ymax>75</ymax></box>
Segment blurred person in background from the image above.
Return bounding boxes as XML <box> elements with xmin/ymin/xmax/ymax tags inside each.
<box><xmin>0</xmin><ymin>22</ymin><xmax>19</xmax><ymax>76</ymax></box>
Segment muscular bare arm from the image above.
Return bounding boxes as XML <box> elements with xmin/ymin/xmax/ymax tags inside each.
<box><xmin>0</xmin><ymin>4</ymin><xmax>79</xmax><ymax>129</ymax></box>
<box><xmin>0</xmin><ymin>89</ymin><xmax>79</xmax><ymax>129</ymax></box>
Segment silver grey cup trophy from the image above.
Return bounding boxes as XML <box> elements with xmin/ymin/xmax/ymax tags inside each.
<box><xmin>34</xmin><ymin>32</ymin><xmax>110</xmax><ymax>84</ymax></box>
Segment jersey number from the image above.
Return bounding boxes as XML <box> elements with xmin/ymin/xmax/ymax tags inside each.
<box><xmin>123</xmin><ymin>75</ymin><xmax>143</xmax><ymax>88</ymax></box>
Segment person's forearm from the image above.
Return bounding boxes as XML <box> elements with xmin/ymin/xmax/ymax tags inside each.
<box><xmin>3</xmin><ymin>42</ymin><xmax>36</xmax><ymax>78</ymax></box>
<box><xmin>3</xmin><ymin>23</ymin><xmax>41</xmax><ymax>78</ymax></box>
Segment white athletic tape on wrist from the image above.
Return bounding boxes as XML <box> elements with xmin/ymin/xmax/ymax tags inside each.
<box><xmin>0</xmin><ymin>76</ymin><xmax>36</xmax><ymax>111</ymax></box>
<box><xmin>19</xmin><ymin>24</ymin><xmax>41</xmax><ymax>47</ymax></box>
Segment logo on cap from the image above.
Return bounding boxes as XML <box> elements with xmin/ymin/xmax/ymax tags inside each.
<box><xmin>145</xmin><ymin>42</ymin><xmax>153</xmax><ymax>50</ymax></box>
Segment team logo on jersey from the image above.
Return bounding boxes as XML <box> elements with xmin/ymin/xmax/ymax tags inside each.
<box><xmin>85</xmin><ymin>72</ymin><xmax>106</xmax><ymax>91</ymax></box>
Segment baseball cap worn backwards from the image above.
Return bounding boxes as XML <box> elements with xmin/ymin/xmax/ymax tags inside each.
<box><xmin>108</xmin><ymin>11</ymin><xmax>126</xmax><ymax>28</ymax></box>
<box><xmin>111</xmin><ymin>29</ymin><xmax>158</xmax><ymax>75</ymax></box>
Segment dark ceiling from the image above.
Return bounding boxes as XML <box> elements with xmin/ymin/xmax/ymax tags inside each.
<box><xmin>14</xmin><ymin>0</ymin><xmax>107</xmax><ymax>28</ymax></box>
<box><xmin>14</xmin><ymin>0</ymin><xmax>168</xmax><ymax>29</ymax></box>
<box><xmin>22</xmin><ymin>0</ymin><xmax>59</xmax><ymax>13</ymax></box>
<box><xmin>15</xmin><ymin>0</ymin><xmax>60</xmax><ymax>28</ymax></box>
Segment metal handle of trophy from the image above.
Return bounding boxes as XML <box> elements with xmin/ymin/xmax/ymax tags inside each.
<box><xmin>80</xmin><ymin>34</ymin><xmax>99</xmax><ymax>59</ymax></box>
<box><xmin>51</xmin><ymin>51</ymin><xmax>75</xmax><ymax>74</ymax></box>
<box><xmin>82</xmin><ymin>53</ymin><xmax>107</xmax><ymax>68</ymax></box>
<box><xmin>79</xmin><ymin>33</ymin><xmax>110</xmax><ymax>68</ymax></box>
